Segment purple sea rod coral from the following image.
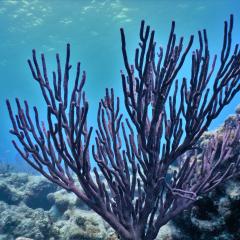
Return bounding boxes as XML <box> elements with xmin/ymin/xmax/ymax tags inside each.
<box><xmin>6</xmin><ymin>15</ymin><xmax>240</xmax><ymax>240</ymax></box>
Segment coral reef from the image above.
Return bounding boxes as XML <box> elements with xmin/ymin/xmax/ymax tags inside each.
<box><xmin>0</xmin><ymin>201</ymin><xmax>57</xmax><ymax>240</ymax></box>
<box><xmin>0</xmin><ymin>169</ymin><xmax>239</xmax><ymax>239</ymax></box>
<box><xmin>0</xmin><ymin>173</ymin><xmax>109</xmax><ymax>240</ymax></box>
<box><xmin>0</xmin><ymin>172</ymin><xmax>57</xmax><ymax>208</ymax></box>
<box><xmin>173</xmin><ymin>176</ymin><xmax>240</xmax><ymax>240</ymax></box>
<box><xmin>0</xmin><ymin>172</ymin><xmax>185</xmax><ymax>240</ymax></box>
<box><xmin>0</xmin><ymin>112</ymin><xmax>240</xmax><ymax>239</ymax></box>
<box><xmin>6</xmin><ymin>15</ymin><xmax>240</xmax><ymax>239</ymax></box>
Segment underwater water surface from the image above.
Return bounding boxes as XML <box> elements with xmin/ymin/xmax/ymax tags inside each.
<box><xmin>0</xmin><ymin>0</ymin><xmax>240</xmax><ymax>239</ymax></box>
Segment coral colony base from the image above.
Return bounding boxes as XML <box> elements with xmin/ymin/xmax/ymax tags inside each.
<box><xmin>6</xmin><ymin>15</ymin><xmax>240</xmax><ymax>240</ymax></box>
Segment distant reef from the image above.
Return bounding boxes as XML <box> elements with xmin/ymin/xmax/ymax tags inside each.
<box><xmin>0</xmin><ymin>109</ymin><xmax>240</xmax><ymax>240</ymax></box>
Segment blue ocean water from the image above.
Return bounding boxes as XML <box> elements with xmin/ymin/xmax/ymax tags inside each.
<box><xmin>0</xmin><ymin>0</ymin><xmax>240</xmax><ymax>170</ymax></box>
